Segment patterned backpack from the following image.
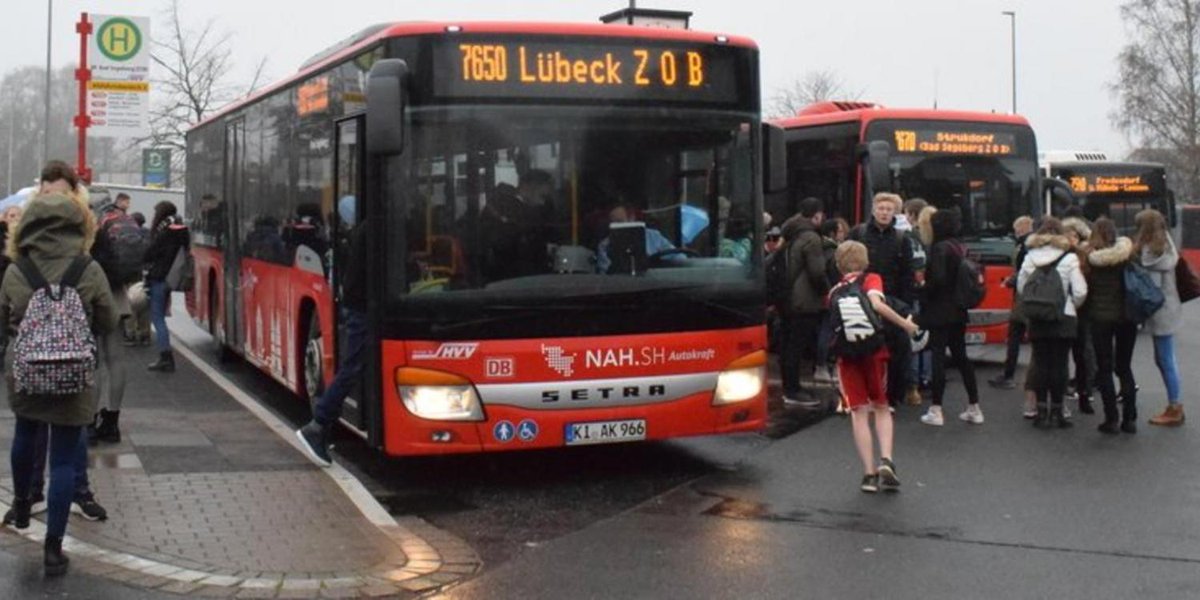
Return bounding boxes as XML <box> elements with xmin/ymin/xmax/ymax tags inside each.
<box><xmin>11</xmin><ymin>256</ymin><xmax>97</xmax><ymax>396</ymax></box>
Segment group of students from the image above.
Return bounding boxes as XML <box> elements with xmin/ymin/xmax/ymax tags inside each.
<box><xmin>0</xmin><ymin>161</ymin><xmax>189</xmax><ymax>576</ymax></box>
<box><xmin>772</xmin><ymin>192</ymin><xmax>1189</xmax><ymax>493</ymax></box>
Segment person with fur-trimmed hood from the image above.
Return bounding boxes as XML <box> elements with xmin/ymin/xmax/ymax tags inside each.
<box><xmin>1017</xmin><ymin>217</ymin><xmax>1088</xmax><ymax>428</ymax></box>
<box><xmin>1</xmin><ymin>161</ymin><xmax>117</xmax><ymax>576</ymax></box>
<box><xmin>1083</xmin><ymin>217</ymin><xmax>1138</xmax><ymax>434</ymax></box>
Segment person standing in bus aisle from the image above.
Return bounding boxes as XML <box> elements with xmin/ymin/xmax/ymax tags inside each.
<box><xmin>1</xmin><ymin>161</ymin><xmax>118</xmax><ymax>575</ymax></box>
<box><xmin>778</xmin><ymin>197</ymin><xmax>829</xmax><ymax>407</ymax></box>
<box><xmin>1062</xmin><ymin>217</ymin><xmax>1095</xmax><ymax>417</ymax></box>
<box><xmin>1017</xmin><ymin>217</ymin><xmax>1088</xmax><ymax>429</ymax></box>
<box><xmin>829</xmin><ymin>241</ymin><xmax>918</xmax><ymax>492</ymax></box>
<box><xmin>989</xmin><ymin>215</ymin><xmax>1034</xmax><ymax>390</ymax></box>
<box><xmin>296</xmin><ymin>208</ymin><xmax>368</xmax><ymax>467</ymax></box>
<box><xmin>1082</xmin><ymin>218</ymin><xmax>1138</xmax><ymax>434</ymax></box>
<box><xmin>902</xmin><ymin>199</ymin><xmax>931</xmax><ymax>406</ymax></box>
<box><xmin>1136</xmin><ymin>209</ymin><xmax>1186</xmax><ymax>427</ymax></box>
<box><xmin>142</xmin><ymin>201</ymin><xmax>189</xmax><ymax>373</ymax></box>
<box><xmin>917</xmin><ymin>208</ymin><xmax>983</xmax><ymax>426</ymax></box>
<box><xmin>849</xmin><ymin>193</ymin><xmax>915</xmax><ymax>409</ymax></box>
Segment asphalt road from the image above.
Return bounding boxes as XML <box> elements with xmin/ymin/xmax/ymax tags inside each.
<box><xmin>442</xmin><ymin>302</ymin><xmax>1200</xmax><ymax>599</ymax></box>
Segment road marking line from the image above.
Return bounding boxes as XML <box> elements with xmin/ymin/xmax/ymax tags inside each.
<box><xmin>169</xmin><ymin>340</ymin><xmax>398</xmax><ymax>528</ymax></box>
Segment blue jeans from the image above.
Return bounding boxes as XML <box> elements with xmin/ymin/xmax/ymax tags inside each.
<box><xmin>313</xmin><ymin>308</ymin><xmax>368</xmax><ymax>426</ymax></box>
<box><xmin>1153</xmin><ymin>335</ymin><xmax>1181</xmax><ymax>404</ymax></box>
<box><xmin>28</xmin><ymin>425</ymin><xmax>91</xmax><ymax>497</ymax></box>
<box><xmin>149</xmin><ymin>279</ymin><xmax>171</xmax><ymax>352</ymax></box>
<box><xmin>11</xmin><ymin>419</ymin><xmax>83</xmax><ymax>538</ymax></box>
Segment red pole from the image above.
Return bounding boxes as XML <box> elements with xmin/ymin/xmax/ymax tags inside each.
<box><xmin>74</xmin><ymin>13</ymin><xmax>93</xmax><ymax>184</ymax></box>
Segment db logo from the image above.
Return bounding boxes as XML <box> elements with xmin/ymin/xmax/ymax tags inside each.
<box><xmin>485</xmin><ymin>357</ymin><xmax>514</xmax><ymax>378</ymax></box>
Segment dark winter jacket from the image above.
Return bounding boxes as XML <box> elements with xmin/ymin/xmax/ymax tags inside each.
<box><xmin>1084</xmin><ymin>237</ymin><xmax>1133</xmax><ymax>324</ymax></box>
<box><xmin>143</xmin><ymin>215</ymin><xmax>189</xmax><ymax>281</ymax></box>
<box><xmin>919</xmin><ymin>210</ymin><xmax>968</xmax><ymax>328</ymax></box>
<box><xmin>850</xmin><ymin>219</ymin><xmax>914</xmax><ymax>304</ymax></box>
<box><xmin>780</xmin><ymin>214</ymin><xmax>829</xmax><ymax>314</ymax></box>
<box><xmin>1</xmin><ymin>193</ymin><xmax>118</xmax><ymax>426</ymax></box>
<box><xmin>821</xmin><ymin>236</ymin><xmax>840</xmax><ymax>288</ymax></box>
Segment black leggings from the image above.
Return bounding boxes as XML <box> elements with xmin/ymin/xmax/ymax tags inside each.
<box><xmin>1091</xmin><ymin>320</ymin><xmax>1138</xmax><ymax>414</ymax></box>
<box><xmin>1031</xmin><ymin>338</ymin><xmax>1072</xmax><ymax>408</ymax></box>
<box><xmin>929</xmin><ymin>323</ymin><xmax>979</xmax><ymax>406</ymax></box>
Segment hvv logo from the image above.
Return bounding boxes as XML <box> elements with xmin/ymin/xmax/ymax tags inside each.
<box><xmin>413</xmin><ymin>343</ymin><xmax>479</xmax><ymax>361</ymax></box>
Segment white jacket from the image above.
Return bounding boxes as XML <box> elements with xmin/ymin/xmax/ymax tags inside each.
<box><xmin>1016</xmin><ymin>233</ymin><xmax>1088</xmax><ymax>318</ymax></box>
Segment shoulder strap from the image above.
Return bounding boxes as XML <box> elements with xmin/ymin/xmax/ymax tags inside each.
<box><xmin>60</xmin><ymin>256</ymin><xmax>92</xmax><ymax>289</ymax></box>
<box><xmin>15</xmin><ymin>257</ymin><xmax>48</xmax><ymax>291</ymax></box>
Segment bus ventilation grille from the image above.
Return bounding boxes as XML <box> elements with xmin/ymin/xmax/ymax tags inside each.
<box><xmin>797</xmin><ymin>101</ymin><xmax>880</xmax><ymax>116</ymax></box>
<box><xmin>1073</xmin><ymin>152</ymin><xmax>1109</xmax><ymax>161</ymax></box>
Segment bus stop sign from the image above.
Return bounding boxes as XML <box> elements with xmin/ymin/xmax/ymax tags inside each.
<box><xmin>143</xmin><ymin>148</ymin><xmax>171</xmax><ymax>188</ymax></box>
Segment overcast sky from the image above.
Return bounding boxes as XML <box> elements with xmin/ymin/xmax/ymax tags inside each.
<box><xmin>1</xmin><ymin>0</ymin><xmax>1130</xmax><ymax>156</ymax></box>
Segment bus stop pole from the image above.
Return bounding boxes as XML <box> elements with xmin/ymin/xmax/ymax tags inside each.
<box><xmin>74</xmin><ymin>13</ymin><xmax>94</xmax><ymax>184</ymax></box>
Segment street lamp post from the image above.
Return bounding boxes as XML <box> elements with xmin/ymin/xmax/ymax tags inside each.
<box><xmin>1002</xmin><ymin>10</ymin><xmax>1017</xmax><ymax>114</ymax></box>
<box><xmin>44</xmin><ymin>0</ymin><xmax>53</xmax><ymax>166</ymax></box>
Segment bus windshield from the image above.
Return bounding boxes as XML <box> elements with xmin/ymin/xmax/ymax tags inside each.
<box><xmin>386</xmin><ymin>106</ymin><xmax>759</xmax><ymax>337</ymax></box>
<box><xmin>866</xmin><ymin>120</ymin><xmax>1039</xmax><ymax>238</ymax></box>
<box><xmin>1051</xmin><ymin>163</ymin><xmax>1168</xmax><ymax>234</ymax></box>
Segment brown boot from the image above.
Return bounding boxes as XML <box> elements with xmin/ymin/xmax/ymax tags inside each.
<box><xmin>1149</xmin><ymin>404</ymin><xmax>1185</xmax><ymax>427</ymax></box>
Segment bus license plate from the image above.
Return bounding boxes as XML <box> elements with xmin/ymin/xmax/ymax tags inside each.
<box><xmin>965</xmin><ymin>332</ymin><xmax>986</xmax><ymax>345</ymax></box>
<box><xmin>565</xmin><ymin>419</ymin><xmax>646</xmax><ymax>446</ymax></box>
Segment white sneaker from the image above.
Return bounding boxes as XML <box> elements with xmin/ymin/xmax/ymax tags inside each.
<box><xmin>1062</xmin><ymin>404</ymin><xmax>1073</xmax><ymax>419</ymax></box>
<box><xmin>920</xmin><ymin>406</ymin><xmax>944</xmax><ymax>426</ymax></box>
<box><xmin>959</xmin><ymin>404</ymin><xmax>985</xmax><ymax>425</ymax></box>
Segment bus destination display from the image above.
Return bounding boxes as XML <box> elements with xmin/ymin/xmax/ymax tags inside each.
<box><xmin>433</xmin><ymin>39</ymin><xmax>742</xmax><ymax>105</ymax></box>
<box><xmin>1068</xmin><ymin>174</ymin><xmax>1153</xmax><ymax>195</ymax></box>
<box><xmin>893</xmin><ymin>129</ymin><xmax>1018</xmax><ymax>156</ymax></box>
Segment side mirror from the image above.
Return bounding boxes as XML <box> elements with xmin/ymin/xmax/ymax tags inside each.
<box><xmin>366</xmin><ymin>59</ymin><xmax>409</xmax><ymax>157</ymax></box>
<box><xmin>859</xmin><ymin>140</ymin><xmax>892</xmax><ymax>195</ymax></box>
<box><xmin>1041</xmin><ymin>177</ymin><xmax>1076</xmax><ymax>217</ymax></box>
<box><xmin>762</xmin><ymin>123</ymin><xmax>787</xmax><ymax>194</ymax></box>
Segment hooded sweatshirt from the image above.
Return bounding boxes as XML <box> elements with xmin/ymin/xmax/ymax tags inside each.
<box><xmin>0</xmin><ymin>193</ymin><xmax>118</xmax><ymax>426</ymax></box>
<box><xmin>1017</xmin><ymin>233</ymin><xmax>1088</xmax><ymax>339</ymax></box>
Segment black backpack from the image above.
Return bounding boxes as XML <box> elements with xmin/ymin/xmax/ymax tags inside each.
<box><xmin>1018</xmin><ymin>253</ymin><xmax>1069</xmax><ymax>322</ymax></box>
<box><xmin>829</xmin><ymin>277</ymin><xmax>886</xmax><ymax>358</ymax></box>
<box><xmin>952</xmin><ymin>247</ymin><xmax>986</xmax><ymax>310</ymax></box>
<box><xmin>765</xmin><ymin>239</ymin><xmax>792</xmax><ymax>308</ymax></box>
<box><xmin>99</xmin><ymin>213</ymin><xmax>149</xmax><ymax>285</ymax></box>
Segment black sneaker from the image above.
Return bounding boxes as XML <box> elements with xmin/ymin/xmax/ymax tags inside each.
<box><xmin>71</xmin><ymin>492</ymin><xmax>108</xmax><ymax>521</ymax></box>
<box><xmin>987</xmin><ymin>375</ymin><xmax>1016</xmax><ymax>390</ymax></box>
<box><xmin>878</xmin><ymin>458</ymin><xmax>901</xmax><ymax>491</ymax></box>
<box><xmin>296</xmin><ymin>422</ymin><xmax>332</xmax><ymax>467</ymax></box>
<box><xmin>2</xmin><ymin>498</ymin><xmax>31</xmax><ymax>529</ymax></box>
<box><xmin>860</xmin><ymin>474</ymin><xmax>880</xmax><ymax>493</ymax></box>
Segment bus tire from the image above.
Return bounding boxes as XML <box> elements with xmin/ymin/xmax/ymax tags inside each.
<box><xmin>301</xmin><ymin>310</ymin><xmax>325</xmax><ymax>405</ymax></box>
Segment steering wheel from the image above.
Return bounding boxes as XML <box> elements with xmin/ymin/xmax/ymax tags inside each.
<box><xmin>647</xmin><ymin>248</ymin><xmax>699</xmax><ymax>266</ymax></box>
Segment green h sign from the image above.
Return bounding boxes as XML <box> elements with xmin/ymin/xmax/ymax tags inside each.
<box><xmin>143</xmin><ymin>149</ymin><xmax>171</xmax><ymax>188</ymax></box>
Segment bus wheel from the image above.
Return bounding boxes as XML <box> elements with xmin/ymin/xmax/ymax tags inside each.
<box><xmin>302</xmin><ymin>312</ymin><xmax>325</xmax><ymax>404</ymax></box>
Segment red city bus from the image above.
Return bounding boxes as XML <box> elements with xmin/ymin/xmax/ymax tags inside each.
<box><xmin>770</xmin><ymin>102</ymin><xmax>1041</xmax><ymax>344</ymax></box>
<box><xmin>185</xmin><ymin>22</ymin><xmax>779</xmax><ymax>456</ymax></box>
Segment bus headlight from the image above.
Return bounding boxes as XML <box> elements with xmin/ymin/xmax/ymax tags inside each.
<box><xmin>395</xmin><ymin>367</ymin><xmax>485</xmax><ymax>421</ymax></box>
<box><xmin>713</xmin><ymin>351</ymin><xmax>767</xmax><ymax>405</ymax></box>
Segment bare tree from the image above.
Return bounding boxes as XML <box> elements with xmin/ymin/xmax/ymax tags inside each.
<box><xmin>1111</xmin><ymin>0</ymin><xmax>1200</xmax><ymax>199</ymax></box>
<box><xmin>767</xmin><ymin>70</ymin><xmax>862</xmax><ymax>119</ymax></box>
<box><xmin>145</xmin><ymin>0</ymin><xmax>267</xmax><ymax>185</ymax></box>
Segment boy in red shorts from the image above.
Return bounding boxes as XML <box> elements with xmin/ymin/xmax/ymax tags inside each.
<box><xmin>830</xmin><ymin>241</ymin><xmax>918</xmax><ymax>493</ymax></box>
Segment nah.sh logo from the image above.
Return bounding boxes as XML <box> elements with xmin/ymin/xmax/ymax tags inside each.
<box><xmin>541</xmin><ymin>345</ymin><xmax>576</xmax><ymax>377</ymax></box>
<box><xmin>413</xmin><ymin>343</ymin><xmax>479</xmax><ymax>361</ymax></box>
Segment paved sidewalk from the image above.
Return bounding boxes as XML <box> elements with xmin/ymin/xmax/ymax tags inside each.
<box><xmin>0</xmin><ymin>324</ymin><xmax>479</xmax><ymax>598</ymax></box>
